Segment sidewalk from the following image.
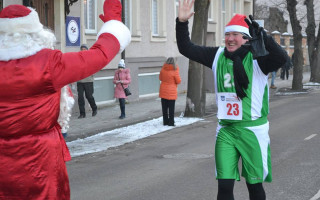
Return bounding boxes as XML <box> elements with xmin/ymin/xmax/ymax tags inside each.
<box><xmin>66</xmin><ymin>71</ymin><xmax>311</xmax><ymax>142</ymax></box>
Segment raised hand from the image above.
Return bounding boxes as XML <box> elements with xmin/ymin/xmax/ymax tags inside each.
<box><xmin>99</xmin><ymin>0</ymin><xmax>122</xmax><ymax>23</ymax></box>
<box><xmin>178</xmin><ymin>0</ymin><xmax>195</xmax><ymax>22</ymax></box>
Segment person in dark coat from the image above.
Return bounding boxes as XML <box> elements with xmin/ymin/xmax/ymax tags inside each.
<box><xmin>280</xmin><ymin>53</ymin><xmax>293</xmax><ymax>80</ymax></box>
<box><xmin>77</xmin><ymin>44</ymin><xmax>98</xmax><ymax>118</ymax></box>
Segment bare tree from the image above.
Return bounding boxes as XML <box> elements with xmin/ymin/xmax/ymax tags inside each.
<box><xmin>286</xmin><ymin>0</ymin><xmax>304</xmax><ymax>89</ymax></box>
<box><xmin>257</xmin><ymin>0</ymin><xmax>320</xmax><ymax>85</ymax></box>
<box><xmin>254</xmin><ymin>4</ymin><xmax>288</xmax><ymax>33</ymax></box>
<box><xmin>305</xmin><ymin>0</ymin><xmax>320</xmax><ymax>82</ymax></box>
<box><xmin>184</xmin><ymin>0</ymin><xmax>210</xmax><ymax>117</ymax></box>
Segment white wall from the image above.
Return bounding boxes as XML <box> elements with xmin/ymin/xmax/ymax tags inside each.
<box><xmin>3</xmin><ymin>0</ymin><xmax>22</xmax><ymax>7</ymax></box>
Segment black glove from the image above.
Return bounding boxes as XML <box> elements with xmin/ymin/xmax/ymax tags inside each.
<box><xmin>243</xmin><ymin>15</ymin><xmax>269</xmax><ymax>59</ymax></box>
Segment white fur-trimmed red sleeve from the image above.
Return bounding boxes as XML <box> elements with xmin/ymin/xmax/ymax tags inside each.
<box><xmin>97</xmin><ymin>20</ymin><xmax>131</xmax><ymax>53</ymax></box>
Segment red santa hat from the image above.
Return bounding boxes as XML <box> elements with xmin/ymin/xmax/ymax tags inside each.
<box><xmin>0</xmin><ymin>4</ymin><xmax>43</xmax><ymax>33</ymax></box>
<box><xmin>225</xmin><ymin>14</ymin><xmax>250</xmax><ymax>36</ymax></box>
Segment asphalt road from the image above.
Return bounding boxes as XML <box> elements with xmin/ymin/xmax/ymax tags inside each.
<box><xmin>67</xmin><ymin>89</ymin><xmax>320</xmax><ymax>200</ymax></box>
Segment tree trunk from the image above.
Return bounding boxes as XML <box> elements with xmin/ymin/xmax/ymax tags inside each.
<box><xmin>286</xmin><ymin>0</ymin><xmax>304</xmax><ymax>90</ymax></box>
<box><xmin>305</xmin><ymin>0</ymin><xmax>320</xmax><ymax>82</ymax></box>
<box><xmin>184</xmin><ymin>0</ymin><xmax>210</xmax><ymax>117</ymax></box>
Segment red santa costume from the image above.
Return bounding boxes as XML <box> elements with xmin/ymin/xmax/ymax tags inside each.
<box><xmin>0</xmin><ymin>1</ymin><xmax>130</xmax><ymax>199</ymax></box>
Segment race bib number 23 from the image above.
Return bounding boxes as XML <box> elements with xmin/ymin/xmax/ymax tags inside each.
<box><xmin>217</xmin><ymin>93</ymin><xmax>243</xmax><ymax>120</ymax></box>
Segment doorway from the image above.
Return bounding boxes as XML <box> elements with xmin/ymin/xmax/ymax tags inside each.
<box><xmin>30</xmin><ymin>0</ymin><xmax>55</xmax><ymax>31</ymax></box>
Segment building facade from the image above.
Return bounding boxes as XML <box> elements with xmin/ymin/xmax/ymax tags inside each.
<box><xmin>272</xmin><ymin>31</ymin><xmax>309</xmax><ymax>66</ymax></box>
<box><xmin>1</xmin><ymin>0</ymin><xmax>253</xmax><ymax>108</ymax></box>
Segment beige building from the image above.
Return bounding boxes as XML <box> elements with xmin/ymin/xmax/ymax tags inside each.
<box><xmin>1</xmin><ymin>0</ymin><xmax>253</xmax><ymax>107</ymax></box>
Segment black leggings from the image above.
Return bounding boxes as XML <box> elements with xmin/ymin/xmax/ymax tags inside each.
<box><xmin>217</xmin><ymin>179</ymin><xmax>266</xmax><ymax>200</ymax></box>
<box><xmin>161</xmin><ymin>98</ymin><xmax>175</xmax><ymax>126</ymax></box>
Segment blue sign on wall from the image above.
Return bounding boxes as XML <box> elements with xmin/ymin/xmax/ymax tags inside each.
<box><xmin>66</xmin><ymin>16</ymin><xmax>80</xmax><ymax>46</ymax></box>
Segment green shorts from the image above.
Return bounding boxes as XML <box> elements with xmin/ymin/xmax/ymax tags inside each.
<box><xmin>215</xmin><ymin>122</ymin><xmax>272</xmax><ymax>184</ymax></box>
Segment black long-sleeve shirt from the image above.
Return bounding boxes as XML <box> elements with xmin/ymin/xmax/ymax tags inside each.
<box><xmin>175</xmin><ymin>18</ymin><xmax>287</xmax><ymax>75</ymax></box>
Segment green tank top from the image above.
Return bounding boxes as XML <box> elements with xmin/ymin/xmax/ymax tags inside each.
<box><xmin>213</xmin><ymin>47</ymin><xmax>269</xmax><ymax>127</ymax></box>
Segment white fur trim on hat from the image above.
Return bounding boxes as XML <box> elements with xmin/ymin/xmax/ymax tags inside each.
<box><xmin>97</xmin><ymin>20</ymin><xmax>131</xmax><ymax>53</ymax></box>
<box><xmin>225</xmin><ymin>25</ymin><xmax>250</xmax><ymax>36</ymax></box>
<box><xmin>0</xmin><ymin>7</ymin><xmax>43</xmax><ymax>33</ymax></box>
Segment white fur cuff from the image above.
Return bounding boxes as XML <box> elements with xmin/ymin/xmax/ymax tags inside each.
<box><xmin>97</xmin><ymin>20</ymin><xmax>131</xmax><ymax>53</ymax></box>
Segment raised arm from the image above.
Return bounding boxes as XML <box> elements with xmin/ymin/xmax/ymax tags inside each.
<box><xmin>244</xmin><ymin>15</ymin><xmax>287</xmax><ymax>74</ymax></box>
<box><xmin>176</xmin><ymin>0</ymin><xmax>218</xmax><ymax>68</ymax></box>
<box><xmin>257</xmin><ymin>36</ymin><xmax>288</xmax><ymax>74</ymax></box>
<box><xmin>51</xmin><ymin>0</ymin><xmax>131</xmax><ymax>89</ymax></box>
<box><xmin>178</xmin><ymin>0</ymin><xmax>195</xmax><ymax>22</ymax></box>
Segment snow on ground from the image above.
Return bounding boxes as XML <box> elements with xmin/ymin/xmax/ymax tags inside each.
<box><xmin>67</xmin><ymin>117</ymin><xmax>203</xmax><ymax>157</ymax></box>
<box><xmin>275</xmin><ymin>82</ymin><xmax>320</xmax><ymax>95</ymax></box>
<box><xmin>303</xmin><ymin>82</ymin><xmax>320</xmax><ymax>88</ymax></box>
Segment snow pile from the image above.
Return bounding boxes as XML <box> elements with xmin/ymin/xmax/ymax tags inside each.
<box><xmin>67</xmin><ymin>117</ymin><xmax>202</xmax><ymax>157</ymax></box>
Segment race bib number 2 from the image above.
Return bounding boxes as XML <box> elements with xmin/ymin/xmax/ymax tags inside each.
<box><xmin>217</xmin><ymin>93</ymin><xmax>243</xmax><ymax>120</ymax></box>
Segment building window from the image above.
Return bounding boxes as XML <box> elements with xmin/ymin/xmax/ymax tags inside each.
<box><xmin>150</xmin><ymin>0</ymin><xmax>166</xmax><ymax>41</ymax></box>
<box><xmin>243</xmin><ymin>1</ymin><xmax>251</xmax><ymax>17</ymax></box>
<box><xmin>0</xmin><ymin>0</ymin><xmax>3</xmax><ymax>10</ymax></box>
<box><xmin>290</xmin><ymin>38</ymin><xmax>294</xmax><ymax>46</ymax></box>
<box><xmin>208</xmin><ymin>2</ymin><xmax>213</xmax><ymax>21</ymax></box>
<box><xmin>124</xmin><ymin>0</ymin><xmax>132</xmax><ymax>31</ymax></box>
<box><xmin>221</xmin><ymin>0</ymin><xmax>226</xmax><ymax>43</ymax></box>
<box><xmin>175</xmin><ymin>0</ymin><xmax>179</xmax><ymax>20</ymax></box>
<box><xmin>84</xmin><ymin>0</ymin><xmax>97</xmax><ymax>34</ymax></box>
<box><xmin>128</xmin><ymin>0</ymin><xmax>140</xmax><ymax>41</ymax></box>
<box><xmin>280</xmin><ymin>38</ymin><xmax>285</xmax><ymax>46</ymax></box>
<box><xmin>93</xmin><ymin>77</ymin><xmax>115</xmax><ymax>103</ymax></box>
<box><xmin>138</xmin><ymin>72</ymin><xmax>160</xmax><ymax>96</ymax></box>
<box><xmin>233</xmin><ymin>0</ymin><xmax>239</xmax><ymax>15</ymax></box>
<box><xmin>152</xmin><ymin>0</ymin><xmax>159</xmax><ymax>36</ymax></box>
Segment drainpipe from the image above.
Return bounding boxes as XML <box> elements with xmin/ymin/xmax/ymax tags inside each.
<box><xmin>23</xmin><ymin>0</ymin><xmax>31</xmax><ymax>6</ymax></box>
<box><xmin>252</xmin><ymin>0</ymin><xmax>255</xmax><ymax>18</ymax></box>
<box><xmin>121</xmin><ymin>0</ymin><xmax>125</xmax><ymax>60</ymax></box>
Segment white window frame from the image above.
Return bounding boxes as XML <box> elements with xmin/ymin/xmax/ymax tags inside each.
<box><xmin>150</xmin><ymin>0</ymin><xmax>167</xmax><ymax>42</ymax></box>
<box><xmin>233</xmin><ymin>0</ymin><xmax>240</xmax><ymax>15</ymax></box>
<box><xmin>138</xmin><ymin>72</ymin><xmax>160</xmax><ymax>97</ymax></box>
<box><xmin>93</xmin><ymin>76</ymin><xmax>116</xmax><ymax>105</ymax></box>
<box><xmin>138</xmin><ymin>72</ymin><xmax>160</xmax><ymax>77</ymax></box>
<box><xmin>208</xmin><ymin>2</ymin><xmax>214</xmax><ymax>22</ymax></box>
<box><xmin>152</xmin><ymin>0</ymin><xmax>159</xmax><ymax>36</ymax></box>
<box><xmin>221</xmin><ymin>0</ymin><xmax>226</xmax><ymax>43</ymax></box>
<box><xmin>128</xmin><ymin>0</ymin><xmax>141</xmax><ymax>41</ymax></box>
<box><xmin>84</xmin><ymin>0</ymin><xmax>97</xmax><ymax>34</ymax></box>
<box><xmin>124</xmin><ymin>0</ymin><xmax>132</xmax><ymax>31</ymax></box>
<box><xmin>175</xmin><ymin>0</ymin><xmax>179</xmax><ymax>20</ymax></box>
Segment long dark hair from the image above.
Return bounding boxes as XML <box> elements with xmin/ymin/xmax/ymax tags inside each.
<box><xmin>165</xmin><ymin>57</ymin><xmax>177</xmax><ymax>70</ymax></box>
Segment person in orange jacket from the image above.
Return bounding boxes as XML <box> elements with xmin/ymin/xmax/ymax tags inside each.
<box><xmin>159</xmin><ymin>57</ymin><xmax>181</xmax><ymax>126</ymax></box>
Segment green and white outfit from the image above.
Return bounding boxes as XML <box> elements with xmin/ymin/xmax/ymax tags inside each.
<box><xmin>213</xmin><ymin>47</ymin><xmax>272</xmax><ymax>184</ymax></box>
<box><xmin>176</xmin><ymin>18</ymin><xmax>287</xmax><ymax>187</ymax></box>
